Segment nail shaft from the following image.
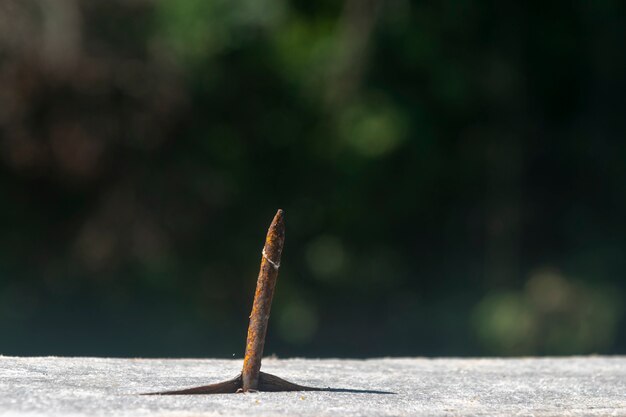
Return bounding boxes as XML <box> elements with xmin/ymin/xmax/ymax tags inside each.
<box><xmin>241</xmin><ymin>209</ymin><xmax>285</xmax><ymax>391</ymax></box>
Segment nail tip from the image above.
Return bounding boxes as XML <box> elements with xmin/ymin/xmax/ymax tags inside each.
<box><xmin>274</xmin><ymin>209</ymin><xmax>285</xmax><ymax>225</ymax></box>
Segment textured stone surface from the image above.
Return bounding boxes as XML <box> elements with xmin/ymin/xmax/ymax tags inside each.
<box><xmin>1</xmin><ymin>356</ymin><xmax>625</xmax><ymax>416</ymax></box>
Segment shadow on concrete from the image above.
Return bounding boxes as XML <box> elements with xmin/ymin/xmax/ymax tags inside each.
<box><xmin>314</xmin><ymin>387</ymin><xmax>396</xmax><ymax>394</ymax></box>
<box><xmin>143</xmin><ymin>372</ymin><xmax>396</xmax><ymax>395</ymax></box>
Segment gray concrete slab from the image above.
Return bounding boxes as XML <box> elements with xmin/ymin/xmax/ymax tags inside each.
<box><xmin>1</xmin><ymin>356</ymin><xmax>625</xmax><ymax>416</ymax></box>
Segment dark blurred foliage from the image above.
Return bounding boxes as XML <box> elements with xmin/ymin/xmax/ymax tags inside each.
<box><xmin>0</xmin><ymin>0</ymin><xmax>625</xmax><ymax>358</ymax></box>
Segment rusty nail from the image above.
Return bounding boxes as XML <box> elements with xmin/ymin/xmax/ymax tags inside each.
<box><xmin>143</xmin><ymin>209</ymin><xmax>321</xmax><ymax>395</ymax></box>
<box><xmin>241</xmin><ymin>209</ymin><xmax>285</xmax><ymax>391</ymax></box>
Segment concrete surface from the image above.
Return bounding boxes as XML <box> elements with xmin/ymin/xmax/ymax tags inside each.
<box><xmin>1</xmin><ymin>356</ymin><xmax>625</xmax><ymax>416</ymax></box>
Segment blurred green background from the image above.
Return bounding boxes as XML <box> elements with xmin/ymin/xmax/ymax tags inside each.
<box><xmin>0</xmin><ymin>0</ymin><xmax>625</xmax><ymax>358</ymax></box>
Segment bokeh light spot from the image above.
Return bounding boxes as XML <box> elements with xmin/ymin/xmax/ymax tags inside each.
<box><xmin>339</xmin><ymin>98</ymin><xmax>408</xmax><ymax>158</ymax></box>
<box><xmin>473</xmin><ymin>268</ymin><xmax>623</xmax><ymax>355</ymax></box>
<box><xmin>277</xmin><ymin>300</ymin><xmax>318</xmax><ymax>345</ymax></box>
<box><xmin>305</xmin><ymin>235</ymin><xmax>347</xmax><ymax>281</ymax></box>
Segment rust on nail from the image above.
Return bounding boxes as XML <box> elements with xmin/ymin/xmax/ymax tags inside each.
<box><xmin>242</xmin><ymin>209</ymin><xmax>285</xmax><ymax>391</ymax></box>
